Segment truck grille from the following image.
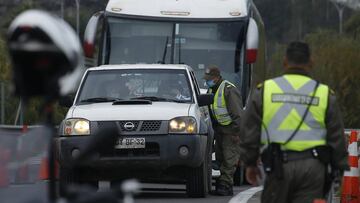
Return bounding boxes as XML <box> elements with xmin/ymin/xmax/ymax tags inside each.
<box><xmin>118</xmin><ymin>121</ymin><xmax>140</xmax><ymax>132</ymax></box>
<box><xmin>97</xmin><ymin>121</ymin><xmax>117</xmax><ymax>130</ymax></box>
<box><xmin>140</xmin><ymin>121</ymin><xmax>162</xmax><ymax>131</ymax></box>
<box><xmin>97</xmin><ymin>121</ymin><xmax>162</xmax><ymax>132</ymax></box>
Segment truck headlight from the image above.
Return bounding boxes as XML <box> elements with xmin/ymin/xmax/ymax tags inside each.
<box><xmin>169</xmin><ymin>117</ymin><xmax>197</xmax><ymax>134</ymax></box>
<box><xmin>63</xmin><ymin>118</ymin><xmax>90</xmax><ymax>136</ymax></box>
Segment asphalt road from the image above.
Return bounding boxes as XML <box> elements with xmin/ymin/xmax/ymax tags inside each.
<box><xmin>135</xmin><ymin>183</ymin><xmax>251</xmax><ymax>203</ymax></box>
<box><xmin>0</xmin><ymin>182</ymin><xmax>341</xmax><ymax>203</ymax></box>
<box><xmin>0</xmin><ymin>182</ymin><xmax>254</xmax><ymax>203</ymax></box>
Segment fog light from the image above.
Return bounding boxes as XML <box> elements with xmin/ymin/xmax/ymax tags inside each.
<box><xmin>179</xmin><ymin>146</ymin><xmax>189</xmax><ymax>157</ymax></box>
<box><xmin>71</xmin><ymin>148</ymin><xmax>80</xmax><ymax>159</ymax></box>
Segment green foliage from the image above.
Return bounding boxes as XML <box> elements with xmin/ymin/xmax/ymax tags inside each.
<box><xmin>0</xmin><ymin>38</ymin><xmax>11</xmax><ymax>81</ymax></box>
<box><xmin>269</xmin><ymin>29</ymin><xmax>360</xmax><ymax>128</ymax></box>
<box><xmin>0</xmin><ymin>0</ymin><xmax>36</xmax><ymax>37</ymax></box>
<box><xmin>345</xmin><ymin>11</ymin><xmax>360</xmax><ymax>39</ymax></box>
<box><xmin>306</xmin><ymin>30</ymin><xmax>360</xmax><ymax>127</ymax></box>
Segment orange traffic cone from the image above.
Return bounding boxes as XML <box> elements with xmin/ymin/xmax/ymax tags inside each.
<box><xmin>341</xmin><ymin>130</ymin><xmax>360</xmax><ymax>203</ymax></box>
<box><xmin>38</xmin><ymin>157</ymin><xmax>59</xmax><ymax>180</ymax></box>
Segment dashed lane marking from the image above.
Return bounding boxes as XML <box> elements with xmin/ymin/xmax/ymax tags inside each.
<box><xmin>228</xmin><ymin>186</ymin><xmax>263</xmax><ymax>203</ymax></box>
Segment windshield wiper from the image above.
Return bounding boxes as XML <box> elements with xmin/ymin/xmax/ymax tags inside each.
<box><xmin>130</xmin><ymin>96</ymin><xmax>188</xmax><ymax>103</ymax></box>
<box><xmin>80</xmin><ymin>97</ymin><xmax>120</xmax><ymax>103</ymax></box>
<box><xmin>157</xmin><ymin>36</ymin><xmax>169</xmax><ymax>64</ymax></box>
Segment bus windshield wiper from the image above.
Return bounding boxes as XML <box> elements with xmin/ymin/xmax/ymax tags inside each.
<box><xmin>158</xmin><ymin>36</ymin><xmax>169</xmax><ymax>64</ymax></box>
<box><xmin>80</xmin><ymin>97</ymin><xmax>120</xmax><ymax>103</ymax></box>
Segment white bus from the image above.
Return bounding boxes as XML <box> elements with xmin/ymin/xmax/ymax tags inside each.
<box><xmin>83</xmin><ymin>0</ymin><xmax>267</xmax><ymax>104</ymax></box>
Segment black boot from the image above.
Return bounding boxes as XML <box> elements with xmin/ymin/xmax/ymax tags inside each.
<box><xmin>214</xmin><ymin>183</ymin><xmax>233</xmax><ymax>196</ymax></box>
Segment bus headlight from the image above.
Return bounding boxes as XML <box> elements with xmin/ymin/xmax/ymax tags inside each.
<box><xmin>169</xmin><ymin>117</ymin><xmax>197</xmax><ymax>134</ymax></box>
<box><xmin>63</xmin><ymin>118</ymin><xmax>90</xmax><ymax>136</ymax></box>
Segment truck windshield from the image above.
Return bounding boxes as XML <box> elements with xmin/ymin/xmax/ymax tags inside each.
<box><xmin>103</xmin><ymin>17</ymin><xmax>247</xmax><ymax>89</ymax></box>
<box><xmin>76</xmin><ymin>69</ymin><xmax>193</xmax><ymax>104</ymax></box>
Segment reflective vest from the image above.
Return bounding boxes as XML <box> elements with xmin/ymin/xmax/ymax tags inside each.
<box><xmin>261</xmin><ymin>75</ymin><xmax>329</xmax><ymax>151</ymax></box>
<box><xmin>209</xmin><ymin>80</ymin><xmax>235</xmax><ymax>126</ymax></box>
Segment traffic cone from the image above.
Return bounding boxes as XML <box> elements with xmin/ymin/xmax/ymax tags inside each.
<box><xmin>341</xmin><ymin>130</ymin><xmax>360</xmax><ymax>203</ymax></box>
<box><xmin>38</xmin><ymin>157</ymin><xmax>59</xmax><ymax>180</ymax></box>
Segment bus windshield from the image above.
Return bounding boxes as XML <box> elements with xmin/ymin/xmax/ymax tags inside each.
<box><xmin>103</xmin><ymin>17</ymin><xmax>247</xmax><ymax>88</ymax></box>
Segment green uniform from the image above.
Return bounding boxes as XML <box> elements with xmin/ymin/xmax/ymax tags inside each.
<box><xmin>240</xmin><ymin>68</ymin><xmax>349</xmax><ymax>203</ymax></box>
<box><xmin>209</xmin><ymin>79</ymin><xmax>243</xmax><ymax>186</ymax></box>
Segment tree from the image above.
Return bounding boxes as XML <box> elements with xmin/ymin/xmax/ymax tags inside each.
<box><xmin>330</xmin><ymin>0</ymin><xmax>360</xmax><ymax>34</ymax></box>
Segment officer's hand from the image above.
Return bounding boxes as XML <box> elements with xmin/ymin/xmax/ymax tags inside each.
<box><xmin>246</xmin><ymin>166</ymin><xmax>261</xmax><ymax>186</ymax></box>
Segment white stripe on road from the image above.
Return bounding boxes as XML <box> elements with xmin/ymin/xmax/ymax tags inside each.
<box><xmin>228</xmin><ymin>186</ymin><xmax>263</xmax><ymax>203</ymax></box>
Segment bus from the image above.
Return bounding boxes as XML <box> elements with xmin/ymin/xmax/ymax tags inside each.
<box><xmin>83</xmin><ymin>0</ymin><xmax>266</xmax><ymax>104</ymax></box>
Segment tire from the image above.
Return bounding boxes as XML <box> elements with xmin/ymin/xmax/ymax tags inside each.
<box><xmin>233</xmin><ymin>166</ymin><xmax>244</xmax><ymax>186</ymax></box>
<box><xmin>206</xmin><ymin>143</ymin><xmax>213</xmax><ymax>193</ymax></box>
<box><xmin>186</xmin><ymin>147</ymin><xmax>211</xmax><ymax>198</ymax></box>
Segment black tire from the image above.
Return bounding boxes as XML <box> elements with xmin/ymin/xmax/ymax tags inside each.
<box><xmin>233</xmin><ymin>166</ymin><xmax>244</xmax><ymax>186</ymax></box>
<box><xmin>186</xmin><ymin>148</ymin><xmax>211</xmax><ymax>198</ymax></box>
<box><xmin>206</xmin><ymin>143</ymin><xmax>213</xmax><ymax>193</ymax></box>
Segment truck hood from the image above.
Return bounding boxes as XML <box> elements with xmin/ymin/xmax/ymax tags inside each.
<box><xmin>70</xmin><ymin>102</ymin><xmax>191</xmax><ymax>121</ymax></box>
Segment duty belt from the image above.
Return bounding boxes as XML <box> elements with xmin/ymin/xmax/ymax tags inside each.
<box><xmin>281</xmin><ymin>148</ymin><xmax>318</xmax><ymax>162</ymax></box>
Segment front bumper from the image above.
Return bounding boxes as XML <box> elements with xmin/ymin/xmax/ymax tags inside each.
<box><xmin>55</xmin><ymin>133</ymin><xmax>208</xmax><ymax>177</ymax></box>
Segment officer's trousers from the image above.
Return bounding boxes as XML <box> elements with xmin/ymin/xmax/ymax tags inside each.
<box><xmin>214</xmin><ymin>130</ymin><xmax>240</xmax><ymax>186</ymax></box>
<box><xmin>261</xmin><ymin>158</ymin><xmax>325</xmax><ymax>203</ymax></box>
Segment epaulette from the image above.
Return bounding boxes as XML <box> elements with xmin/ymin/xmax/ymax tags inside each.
<box><xmin>256</xmin><ymin>83</ymin><xmax>263</xmax><ymax>89</ymax></box>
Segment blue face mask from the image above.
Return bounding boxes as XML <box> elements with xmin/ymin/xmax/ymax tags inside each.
<box><xmin>206</xmin><ymin>80</ymin><xmax>216</xmax><ymax>88</ymax></box>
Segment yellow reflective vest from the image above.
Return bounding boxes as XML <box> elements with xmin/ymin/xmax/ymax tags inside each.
<box><xmin>209</xmin><ymin>80</ymin><xmax>235</xmax><ymax>126</ymax></box>
<box><xmin>261</xmin><ymin>74</ymin><xmax>329</xmax><ymax>151</ymax></box>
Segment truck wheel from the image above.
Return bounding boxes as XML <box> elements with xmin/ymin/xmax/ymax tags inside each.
<box><xmin>206</xmin><ymin>144</ymin><xmax>213</xmax><ymax>193</ymax></box>
<box><xmin>186</xmin><ymin>149</ymin><xmax>211</xmax><ymax>198</ymax></box>
<box><xmin>233</xmin><ymin>166</ymin><xmax>244</xmax><ymax>186</ymax></box>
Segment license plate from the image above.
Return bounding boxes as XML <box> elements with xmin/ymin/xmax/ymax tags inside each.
<box><xmin>115</xmin><ymin>138</ymin><xmax>145</xmax><ymax>149</ymax></box>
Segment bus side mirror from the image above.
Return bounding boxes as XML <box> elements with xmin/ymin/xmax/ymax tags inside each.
<box><xmin>83</xmin><ymin>11</ymin><xmax>104</xmax><ymax>66</ymax></box>
<box><xmin>198</xmin><ymin>94</ymin><xmax>214</xmax><ymax>107</ymax></box>
<box><xmin>246</xmin><ymin>18</ymin><xmax>259</xmax><ymax>64</ymax></box>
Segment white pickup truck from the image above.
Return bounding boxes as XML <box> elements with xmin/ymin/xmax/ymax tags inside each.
<box><xmin>56</xmin><ymin>64</ymin><xmax>214</xmax><ymax>197</ymax></box>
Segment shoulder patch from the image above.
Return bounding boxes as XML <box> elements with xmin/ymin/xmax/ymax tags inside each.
<box><xmin>256</xmin><ymin>83</ymin><xmax>263</xmax><ymax>89</ymax></box>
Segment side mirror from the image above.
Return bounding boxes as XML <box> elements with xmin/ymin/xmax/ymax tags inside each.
<box><xmin>246</xmin><ymin>18</ymin><xmax>259</xmax><ymax>64</ymax></box>
<box><xmin>83</xmin><ymin>11</ymin><xmax>104</xmax><ymax>67</ymax></box>
<box><xmin>59</xmin><ymin>95</ymin><xmax>74</xmax><ymax>108</ymax></box>
<box><xmin>198</xmin><ymin>94</ymin><xmax>214</xmax><ymax>107</ymax></box>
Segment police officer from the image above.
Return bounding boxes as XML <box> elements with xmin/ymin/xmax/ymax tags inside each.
<box><xmin>240</xmin><ymin>41</ymin><xmax>349</xmax><ymax>203</ymax></box>
<box><xmin>204</xmin><ymin>65</ymin><xmax>243</xmax><ymax>196</ymax></box>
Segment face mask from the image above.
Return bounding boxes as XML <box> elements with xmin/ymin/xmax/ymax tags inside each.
<box><xmin>206</xmin><ymin>80</ymin><xmax>216</xmax><ymax>88</ymax></box>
